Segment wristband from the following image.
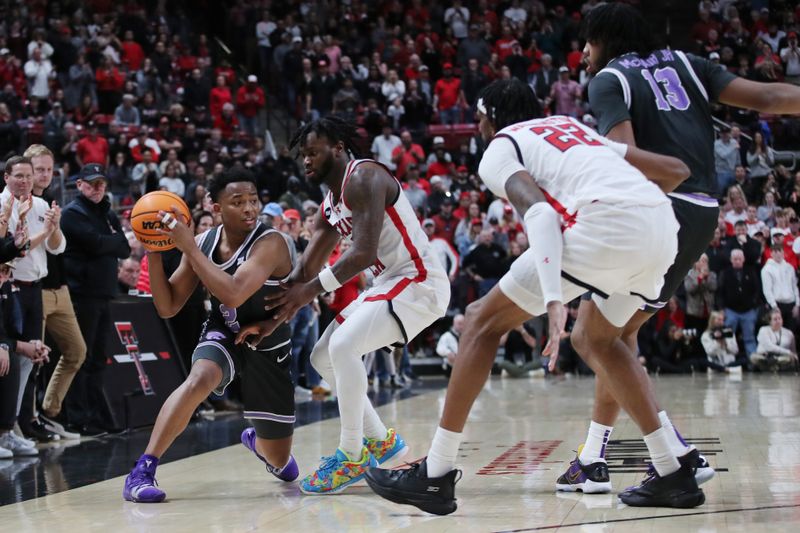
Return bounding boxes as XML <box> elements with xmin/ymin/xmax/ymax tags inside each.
<box><xmin>318</xmin><ymin>266</ymin><xmax>342</xmax><ymax>292</ymax></box>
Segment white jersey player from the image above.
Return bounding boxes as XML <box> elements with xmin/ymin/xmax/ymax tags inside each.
<box><xmin>241</xmin><ymin>117</ymin><xmax>449</xmax><ymax>496</ymax></box>
<box><xmin>365</xmin><ymin>79</ymin><xmax>706</xmax><ymax>515</ymax></box>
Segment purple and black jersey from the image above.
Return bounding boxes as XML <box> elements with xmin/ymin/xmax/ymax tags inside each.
<box><xmin>588</xmin><ymin>49</ymin><xmax>736</xmax><ymax>195</ymax></box>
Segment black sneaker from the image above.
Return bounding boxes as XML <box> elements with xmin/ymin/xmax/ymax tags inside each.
<box><xmin>20</xmin><ymin>419</ymin><xmax>60</xmax><ymax>443</ymax></box>
<box><xmin>364</xmin><ymin>459</ymin><xmax>461</xmax><ymax>516</ymax></box>
<box><xmin>619</xmin><ymin>460</ymin><xmax>705</xmax><ymax>508</ymax></box>
<box><xmin>555</xmin><ymin>456</ymin><xmax>612</xmax><ymax>493</ymax></box>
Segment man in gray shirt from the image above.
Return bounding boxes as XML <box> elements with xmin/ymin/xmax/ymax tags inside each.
<box><xmin>714</xmin><ymin>126</ymin><xmax>740</xmax><ymax>194</ymax></box>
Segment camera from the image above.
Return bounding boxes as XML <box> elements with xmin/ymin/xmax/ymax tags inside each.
<box><xmin>711</xmin><ymin>326</ymin><xmax>734</xmax><ymax>339</ymax></box>
<box><xmin>681</xmin><ymin>328</ymin><xmax>698</xmax><ymax>338</ymax></box>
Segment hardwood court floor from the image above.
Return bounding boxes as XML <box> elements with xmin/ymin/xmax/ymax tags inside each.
<box><xmin>1</xmin><ymin>373</ymin><xmax>799</xmax><ymax>532</ymax></box>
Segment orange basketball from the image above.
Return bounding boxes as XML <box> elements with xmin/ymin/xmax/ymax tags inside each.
<box><xmin>131</xmin><ymin>191</ymin><xmax>191</xmax><ymax>252</ymax></box>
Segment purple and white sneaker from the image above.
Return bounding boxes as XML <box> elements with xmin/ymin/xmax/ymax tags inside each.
<box><xmin>241</xmin><ymin>427</ymin><xmax>299</xmax><ymax>482</ymax></box>
<box><xmin>555</xmin><ymin>456</ymin><xmax>612</xmax><ymax>494</ymax></box>
<box><xmin>123</xmin><ymin>455</ymin><xmax>166</xmax><ymax>503</ymax></box>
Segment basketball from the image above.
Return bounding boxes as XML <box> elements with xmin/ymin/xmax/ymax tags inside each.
<box><xmin>130</xmin><ymin>191</ymin><xmax>191</xmax><ymax>252</ymax></box>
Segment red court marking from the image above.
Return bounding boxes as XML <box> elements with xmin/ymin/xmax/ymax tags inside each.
<box><xmin>477</xmin><ymin>440</ymin><xmax>562</xmax><ymax>475</ymax></box>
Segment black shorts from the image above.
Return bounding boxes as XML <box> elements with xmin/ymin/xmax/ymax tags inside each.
<box><xmin>645</xmin><ymin>195</ymin><xmax>719</xmax><ymax>312</ymax></box>
<box><xmin>193</xmin><ymin>321</ymin><xmax>295</xmax><ymax>438</ymax></box>
<box><xmin>580</xmin><ymin>195</ymin><xmax>719</xmax><ymax>313</ymax></box>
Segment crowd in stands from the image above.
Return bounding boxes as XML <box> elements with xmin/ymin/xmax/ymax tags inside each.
<box><xmin>0</xmin><ymin>0</ymin><xmax>799</xmax><ymax>457</ymax></box>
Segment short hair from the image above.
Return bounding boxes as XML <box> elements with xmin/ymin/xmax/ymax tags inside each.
<box><xmin>192</xmin><ymin>210</ymin><xmax>214</xmax><ymax>226</ymax></box>
<box><xmin>771</xmin><ymin>243</ymin><xmax>784</xmax><ymax>253</ymax></box>
<box><xmin>4</xmin><ymin>155</ymin><xmax>32</xmax><ymax>174</ymax></box>
<box><xmin>23</xmin><ymin>144</ymin><xmax>54</xmax><ymax>160</ymax></box>
<box><xmin>580</xmin><ymin>3</ymin><xmax>658</xmax><ymax>70</ymax></box>
<box><xmin>477</xmin><ymin>79</ymin><xmax>542</xmax><ymax>131</ymax></box>
<box><xmin>730</xmin><ymin>248</ymin><xmax>744</xmax><ymax>259</ymax></box>
<box><xmin>207</xmin><ymin>166</ymin><xmax>258</xmax><ymax>202</ymax></box>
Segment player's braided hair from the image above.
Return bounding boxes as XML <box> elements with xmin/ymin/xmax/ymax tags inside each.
<box><xmin>580</xmin><ymin>3</ymin><xmax>657</xmax><ymax>70</ymax></box>
<box><xmin>289</xmin><ymin>116</ymin><xmax>363</xmax><ymax>158</ymax></box>
<box><xmin>477</xmin><ymin>78</ymin><xmax>542</xmax><ymax>131</ymax></box>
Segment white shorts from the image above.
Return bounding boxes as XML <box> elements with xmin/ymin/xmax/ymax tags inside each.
<box><xmin>499</xmin><ymin>201</ymin><xmax>679</xmax><ymax>327</ymax></box>
<box><xmin>336</xmin><ymin>263</ymin><xmax>450</xmax><ymax>343</ymax></box>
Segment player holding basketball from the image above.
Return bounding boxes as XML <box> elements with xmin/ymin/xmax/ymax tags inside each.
<box><xmin>554</xmin><ymin>3</ymin><xmax>800</xmax><ymax>505</ymax></box>
<box><xmin>123</xmin><ymin>168</ymin><xmax>299</xmax><ymax>503</ymax></box>
<box><xmin>365</xmin><ymin>79</ymin><xmax>710</xmax><ymax>514</ymax></box>
<box><xmin>240</xmin><ymin>117</ymin><xmax>450</xmax><ymax>494</ymax></box>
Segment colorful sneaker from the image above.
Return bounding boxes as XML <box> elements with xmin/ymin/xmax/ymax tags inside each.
<box><xmin>123</xmin><ymin>456</ymin><xmax>166</xmax><ymax>503</ymax></box>
<box><xmin>364</xmin><ymin>428</ymin><xmax>408</xmax><ymax>466</ymax></box>
<box><xmin>365</xmin><ymin>458</ymin><xmax>462</xmax><ymax>516</ymax></box>
<box><xmin>300</xmin><ymin>447</ymin><xmax>377</xmax><ymax>495</ymax></box>
<box><xmin>555</xmin><ymin>456</ymin><xmax>611</xmax><ymax>493</ymax></box>
<box><xmin>240</xmin><ymin>427</ymin><xmax>299</xmax><ymax>482</ymax></box>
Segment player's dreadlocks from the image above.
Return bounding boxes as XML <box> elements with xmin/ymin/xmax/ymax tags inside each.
<box><xmin>580</xmin><ymin>3</ymin><xmax>658</xmax><ymax>71</ymax></box>
<box><xmin>289</xmin><ymin>115</ymin><xmax>363</xmax><ymax>158</ymax></box>
<box><xmin>477</xmin><ymin>78</ymin><xmax>542</xmax><ymax>131</ymax></box>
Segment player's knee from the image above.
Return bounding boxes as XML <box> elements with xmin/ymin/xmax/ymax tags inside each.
<box><xmin>570</xmin><ymin>322</ymin><xmax>591</xmax><ymax>359</ymax></box>
<box><xmin>464</xmin><ymin>299</ymin><xmax>504</xmax><ymax>338</ymax></box>
<box><xmin>185</xmin><ymin>364</ymin><xmax>220</xmax><ymax>396</ymax></box>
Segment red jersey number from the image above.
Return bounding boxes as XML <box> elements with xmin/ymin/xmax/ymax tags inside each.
<box><xmin>530</xmin><ymin>123</ymin><xmax>604</xmax><ymax>152</ymax></box>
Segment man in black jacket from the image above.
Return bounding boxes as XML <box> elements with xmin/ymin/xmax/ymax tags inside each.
<box><xmin>717</xmin><ymin>248</ymin><xmax>761</xmax><ymax>357</ymax></box>
<box><xmin>61</xmin><ymin>164</ymin><xmax>131</xmax><ymax>433</ymax></box>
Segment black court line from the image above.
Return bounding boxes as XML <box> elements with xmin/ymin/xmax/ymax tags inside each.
<box><xmin>492</xmin><ymin>503</ymin><xmax>800</xmax><ymax>532</ymax></box>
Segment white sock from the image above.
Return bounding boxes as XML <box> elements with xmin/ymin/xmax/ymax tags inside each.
<box><xmin>644</xmin><ymin>427</ymin><xmax>680</xmax><ymax>477</ymax></box>
<box><xmin>363</xmin><ymin>402</ymin><xmax>388</xmax><ymax>440</ymax></box>
<box><xmin>426</xmin><ymin>426</ymin><xmax>462</xmax><ymax>478</ymax></box>
<box><xmin>658</xmin><ymin>410</ymin><xmax>693</xmax><ymax>457</ymax></box>
<box><xmin>578</xmin><ymin>421</ymin><xmax>613</xmax><ymax>464</ymax></box>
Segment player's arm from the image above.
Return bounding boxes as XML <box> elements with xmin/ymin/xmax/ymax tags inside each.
<box><xmin>148</xmin><ymin>252</ymin><xmax>200</xmax><ymax>318</ymax></box>
<box><xmin>718</xmin><ymin>77</ymin><xmax>800</xmax><ymax>115</ymax></box>
<box><xmin>183</xmin><ymin>232</ymin><xmax>286</xmax><ymax>308</ymax></box>
<box><xmin>600</xmin><ymin>133</ymin><xmax>690</xmax><ymax>193</ymax></box>
<box><xmin>290</xmin><ymin>207</ymin><xmax>341</xmax><ymax>283</ymax></box>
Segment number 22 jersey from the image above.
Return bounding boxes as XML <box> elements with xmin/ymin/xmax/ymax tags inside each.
<box><xmin>479</xmin><ymin>115</ymin><xmax>669</xmax><ymax>220</ymax></box>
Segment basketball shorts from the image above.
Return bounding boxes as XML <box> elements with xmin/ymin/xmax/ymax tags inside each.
<box><xmin>499</xmin><ymin>201</ymin><xmax>679</xmax><ymax>328</ymax></box>
<box><xmin>192</xmin><ymin>321</ymin><xmax>295</xmax><ymax>439</ymax></box>
<box><xmin>335</xmin><ymin>262</ymin><xmax>450</xmax><ymax>344</ymax></box>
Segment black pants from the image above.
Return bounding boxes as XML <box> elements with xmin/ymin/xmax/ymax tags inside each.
<box><xmin>0</xmin><ymin>352</ymin><xmax>20</xmax><ymax>430</ymax></box>
<box><xmin>64</xmin><ymin>296</ymin><xmax>113</xmax><ymax>428</ymax></box>
<box><xmin>17</xmin><ymin>283</ymin><xmax>43</xmax><ymax>428</ymax></box>
<box><xmin>776</xmin><ymin>302</ymin><xmax>796</xmax><ymax>333</ymax></box>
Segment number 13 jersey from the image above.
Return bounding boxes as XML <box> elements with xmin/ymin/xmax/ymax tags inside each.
<box><xmin>479</xmin><ymin>115</ymin><xmax>669</xmax><ymax>221</ymax></box>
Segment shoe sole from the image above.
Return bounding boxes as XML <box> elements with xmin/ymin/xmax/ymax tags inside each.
<box><xmin>619</xmin><ymin>489</ymin><xmax>705</xmax><ymax>508</ymax></box>
<box><xmin>364</xmin><ymin>473</ymin><xmax>457</xmax><ymax>516</ymax></box>
<box><xmin>376</xmin><ymin>444</ymin><xmax>409</xmax><ymax>468</ymax></box>
<box><xmin>696</xmin><ymin>466</ymin><xmax>715</xmax><ymax>485</ymax></box>
<box><xmin>299</xmin><ymin>471</ymin><xmax>371</xmax><ymax>495</ymax></box>
<box><xmin>122</xmin><ymin>489</ymin><xmax>166</xmax><ymax>503</ymax></box>
<box><xmin>555</xmin><ymin>479</ymin><xmax>612</xmax><ymax>494</ymax></box>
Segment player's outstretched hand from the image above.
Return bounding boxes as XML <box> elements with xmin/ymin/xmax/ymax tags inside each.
<box><xmin>234</xmin><ymin>319</ymin><xmax>283</xmax><ymax>348</ymax></box>
<box><xmin>264</xmin><ymin>280</ymin><xmax>317</xmax><ymax>325</ymax></box>
<box><xmin>543</xmin><ymin>301</ymin><xmax>567</xmax><ymax>372</ymax></box>
<box><xmin>157</xmin><ymin>207</ymin><xmax>194</xmax><ymax>252</ymax></box>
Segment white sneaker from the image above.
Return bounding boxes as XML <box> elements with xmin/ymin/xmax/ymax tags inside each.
<box><xmin>0</xmin><ymin>431</ymin><xmax>38</xmax><ymax>456</ymax></box>
<box><xmin>40</xmin><ymin>415</ymin><xmax>81</xmax><ymax>440</ymax></box>
<box><xmin>294</xmin><ymin>385</ymin><xmax>313</xmax><ymax>396</ymax></box>
<box><xmin>12</xmin><ymin>423</ymin><xmax>36</xmax><ymax>448</ymax></box>
<box><xmin>727</xmin><ymin>365</ymin><xmax>743</xmax><ymax>374</ymax></box>
<box><xmin>0</xmin><ymin>445</ymin><xmax>12</xmax><ymax>459</ymax></box>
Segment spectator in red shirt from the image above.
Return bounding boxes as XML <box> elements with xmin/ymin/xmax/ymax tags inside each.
<box><xmin>213</xmin><ymin>102</ymin><xmax>240</xmax><ymax>139</ymax></box>
<box><xmin>434</xmin><ymin>63</ymin><xmax>464</xmax><ymax>125</ymax></box>
<box><xmin>391</xmin><ymin>130</ymin><xmax>425</xmax><ymax>180</ymax></box>
<box><xmin>432</xmin><ymin>198</ymin><xmax>459</xmax><ymax>243</ymax></box>
<box><xmin>565</xmin><ymin>39</ymin><xmax>583</xmax><ymax>73</ymax></box>
<box><xmin>494</xmin><ymin>24</ymin><xmax>518</xmax><ymax>62</ymax></box>
<box><xmin>95</xmin><ymin>56</ymin><xmax>124</xmax><ymax>113</ymax></box>
<box><xmin>235</xmin><ymin>74</ymin><xmax>266</xmax><ymax>137</ymax></box>
<box><xmin>76</xmin><ymin>121</ymin><xmax>109</xmax><ymax>168</ymax></box>
<box><xmin>129</xmin><ymin>127</ymin><xmax>162</xmax><ymax>163</ymax></box>
<box><xmin>209</xmin><ymin>74</ymin><xmax>232</xmax><ymax>121</ymax></box>
<box><xmin>120</xmin><ymin>30</ymin><xmax>144</xmax><ymax>72</ymax></box>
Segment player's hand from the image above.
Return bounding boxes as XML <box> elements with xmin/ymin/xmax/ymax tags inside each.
<box><xmin>0</xmin><ymin>346</ymin><xmax>9</xmax><ymax>376</ymax></box>
<box><xmin>157</xmin><ymin>207</ymin><xmax>193</xmax><ymax>252</ymax></box>
<box><xmin>264</xmin><ymin>280</ymin><xmax>317</xmax><ymax>325</ymax></box>
<box><xmin>543</xmin><ymin>301</ymin><xmax>567</xmax><ymax>372</ymax></box>
<box><xmin>234</xmin><ymin>319</ymin><xmax>283</xmax><ymax>347</ymax></box>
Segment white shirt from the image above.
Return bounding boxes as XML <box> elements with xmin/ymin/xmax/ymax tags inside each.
<box><xmin>256</xmin><ymin>21</ymin><xmax>277</xmax><ymax>47</ymax></box>
<box><xmin>756</xmin><ymin>326</ymin><xmax>796</xmax><ymax>356</ymax></box>
<box><xmin>370</xmin><ymin>134</ymin><xmax>401</xmax><ymax>170</ymax></box>
<box><xmin>24</xmin><ymin>59</ymin><xmax>53</xmax><ymax>99</ymax></box>
<box><xmin>444</xmin><ymin>7</ymin><xmax>470</xmax><ymax>39</ymax></box>
<box><xmin>159</xmin><ymin>176</ymin><xmax>186</xmax><ymax>197</ymax></box>
<box><xmin>479</xmin><ymin>116</ymin><xmax>663</xmax><ymax>214</ymax></box>
<box><xmin>436</xmin><ymin>329</ymin><xmax>459</xmax><ymax>361</ymax></box>
<box><xmin>761</xmin><ymin>258</ymin><xmax>800</xmax><ymax>307</ymax></box>
<box><xmin>0</xmin><ymin>189</ymin><xmax>66</xmax><ymax>282</ymax></box>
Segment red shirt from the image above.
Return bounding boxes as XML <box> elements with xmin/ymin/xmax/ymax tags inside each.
<box><xmin>566</xmin><ymin>50</ymin><xmax>583</xmax><ymax>72</ymax></box>
<box><xmin>432</xmin><ymin>213</ymin><xmax>458</xmax><ymax>242</ymax></box>
<box><xmin>95</xmin><ymin>67</ymin><xmax>124</xmax><ymax>92</ymax></box>
<box><xmin>434</xmin><ymin>77</ymin><xmax>461</xmax><ymax>110</ymax></box>
<box><xmin>121</xmin><ymin>41</ymin><xmax>145</xmax><ymax>71</ymax></box>
<box><xmin>494</xmin><ymin>38</ymin><xmax>518</xmax><ymax>61</ymax></box>
<box><xmin>426</xmin><ymin>160</ymin><xmax>453</xmax><ymax>180</ymax></box>
<box><xmin>235</xmin><ymin>85</ymin><xmax>266</xmax><ymax>118</ymax></box>
<box><xmin>209</xmin><ymin>86</ymin><xmax>232</xmax><ymax>120</ymax></box>
<box><xmin>391</xmin><ymin>143</ymin><xmax>424</xmax><ymax>180</ymax></box>
<box><xmin>213</xmin><ymin>113</ymin><xmax>240</xmax><ymax>138</ymax></box>
<box><xmin>76</xmin><ymin>135</ymin><xmax>109</xmax><ymax>165</ymax></box>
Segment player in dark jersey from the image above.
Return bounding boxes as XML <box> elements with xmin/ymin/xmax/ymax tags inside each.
<box><xmin>123</xmin><ymin>167</ymin><xmax>299</xmax><ymax>503</ymax></box>
<box><xmin>554</xmin><ymin>3</ymin><xmax>800</xmax><ymax>508</ymax></box>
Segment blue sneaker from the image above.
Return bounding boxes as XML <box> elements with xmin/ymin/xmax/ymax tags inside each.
<box><xmin>300</xmin><ymin>447</ymin><xmax>377</xmax><ymax>495</ymax></box>
<box><xmin>123</xmin><ymin>456</ymin><xmax>166</xmax><ymax>503</ymax></box>
<box><xmin>364</xmin><ymin>428</ymin><xmax>408</xmax><ymax>466</ymax></box>
<box><xmin>241</xmin><ymin>427</ymin><xmax>299</xmax><ymax>482</ymax></box>
<box><xmin>555</xmin><ymin>455</ymin><xmax>612</xmax><ymax>494</ymax></box>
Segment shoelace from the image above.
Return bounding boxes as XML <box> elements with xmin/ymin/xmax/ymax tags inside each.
<box><xmin>130</xmin><ymin>469</ymin><xmax>159</xmax><ymax>487</ymax></box>
<box><xmin>315</xmin><ymin>454</ymin><xmax>342</xmax><ymax>478</ymax></box>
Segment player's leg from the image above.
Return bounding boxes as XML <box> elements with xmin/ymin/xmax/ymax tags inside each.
<box><xmin>240</xmin><ymin>343</ymin><xmax>299</xmax><ymax>482</ymax></box>
<box><xmin>575</xmin><ymin>296</ymin><xmax>703</xmax><ymax>508</ymax></box>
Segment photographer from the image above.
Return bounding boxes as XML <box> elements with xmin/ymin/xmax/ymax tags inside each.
<box><xmin>752</xmin><ymin>309</ymin><xmax>799</xmax><ymax>371</ymax></box>
<box><xmin>651</xmin><ymin>323</ymin><xmax>701</xmax><ymax>374</ymax></box>
<box><xmin>701</xmin><ymin>311</ymin><xmax>746</xmax><ymax>373</ymax></box>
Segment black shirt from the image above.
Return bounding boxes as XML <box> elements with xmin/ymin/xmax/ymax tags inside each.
<box><xmin>717</xmin><ymin>265</ymin><xmax>761</xmax><ymax>312</ymax></box>
<box><xmin>589</xmin><ymin>49</ymin><xmax>736</xmax><ymax>195</ymax></box>
<box><xmin>463</xmin><ymin>242</ymin><xmax>508</xmax><ymax>279</ymax></box>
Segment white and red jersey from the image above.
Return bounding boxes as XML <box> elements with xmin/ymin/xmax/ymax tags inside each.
<box><xmin>321</xmin><ymin>159</ymin><xmax>445</xmax><ymax>298</ymax></box>
<box><xmin>478</xmin><ymin>115</ymin><xmax>669</xmax><ymax>226</ymax></box>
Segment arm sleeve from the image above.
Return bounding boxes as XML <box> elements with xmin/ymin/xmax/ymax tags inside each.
<box><xmin>477</xmin><ymin>136</ymin><xmax>526</xmax><ymax>198</ymax></box>
<box><xmin>587</xmin><ymin>72</ymin><xmax>631</xmax><ymax>136</ymax></box>
<box><xmin>686</xmin><ymin>53</ymin><xmax>737</xmax><ymax>102</ymax></box>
